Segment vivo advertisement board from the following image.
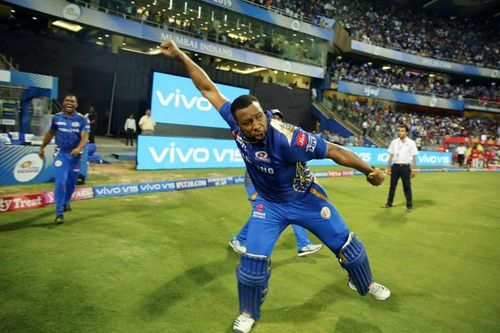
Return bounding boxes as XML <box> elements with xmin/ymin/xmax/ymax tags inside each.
<box><xmin>151</xmin><ymin>72</ymin><xmax>249</xmax><ymax>129</ymax></box>
<box><xmin>137</xmin><ymin>135</ymin><xmax>452</xmax><ymax>170</ymax></box>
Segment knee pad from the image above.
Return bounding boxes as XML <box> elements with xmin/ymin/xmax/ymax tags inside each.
<box><xmin>338</xmin><ymin>233</ymin><xmax>373</xmax><ymax>296</ymax></box>
<box><xmin>236</xmin><ymin>253</ymin><xmax>271</xmax><ymax>320</ymax></box>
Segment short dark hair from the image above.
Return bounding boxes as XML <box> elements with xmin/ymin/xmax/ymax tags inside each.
<box><xmin>63</xmin><ymin>93</ymin><xmax>77</xmax><ymax>100</ymax></box>
<box><xmin>399</xmin><ymin>124</ymin><xmax>409</xmax><ymax>132</ymax></box>
<box><xmin>230</xmin><ymin>95</ymin><xmax>259</xmax><ymax>117</ymax></box>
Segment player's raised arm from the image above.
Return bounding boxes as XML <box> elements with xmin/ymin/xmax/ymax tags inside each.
<box><xmin>159</xmin><ymin>38</ymin><xmax>228</xmax><ymax>111</ymax></box>
<box><xmin>325</xmin><ymin>142</ymin><xmax>385</xmax><ymax>186</ymax></box>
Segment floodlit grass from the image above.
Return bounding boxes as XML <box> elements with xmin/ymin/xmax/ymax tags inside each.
<box><xmin>0</xmin><ymin>171</ymin><xmax>499</xmax><ymax>333</ymax></box>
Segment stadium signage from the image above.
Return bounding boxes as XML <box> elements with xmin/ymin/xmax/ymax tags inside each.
<box><xmin>175</xmin><ymin>179</ymin><xmax>208</xmax><ymax>190</ymax></box>
<box><xmin>93</xmin><ymin>184</ymin><xmax>140</xmax><ymax>197</ymax></box>
<box><xmin>138</xmin><ymin>137</ymin><xmax>453</xmax><ymax>170</ymax></box>
<box><xmin>43</xmin><ymin>187</ymin><xmax>94</xmax><ymax>204</ymax></box>
<box><xmin>151</xmin><ymin>72</ymin><xmax>248</xmax><ymax>129</ymax></box>
<box><xmin>0</xmin><ymin>194</ymin><xmax>44</xmax><ymax>212</ymax></box>
<box><xmin>160</xmin><ymin>33</ymin><xmax>234</xmax><ymax>58</ymax></box>
<box><xmin>138</xmin><ymin>181</ymin><xmax>176</xmax><ymax>193</ymax></box>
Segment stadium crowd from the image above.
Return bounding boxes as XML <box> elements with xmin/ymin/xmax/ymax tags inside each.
<box><xmin>330</xmin><ymin>97</ymin><xmax>499</xmax><ymax>149</ymax></box>
<box><xmin>249</xmin><ymin>0</ymin><xmax>499</xmax><ymax>68</ymax></box>
<box><xmin>330</xmin><ymin>59</ymin><xmax>500</xmax><ymax>103</ymax></box>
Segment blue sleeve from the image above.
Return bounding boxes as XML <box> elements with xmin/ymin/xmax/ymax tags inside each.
<box><xmin>219</xmin><ymin>102</ymin><xmax>238</xmax><ymax>131</ymax></box>
<box><xmin>81</xmin><ymin>117</ymin><xmax>90</xmax><ymax>132</ymax></box>
<box><xmin>50</xmin><ymin>115</ymin><xmax>57</xmax><ymax>132</ymax></box>
<box><xmin>285</xmin><ymin>128</ymin><xmax>328</xmax><ymax>162</ymax></box>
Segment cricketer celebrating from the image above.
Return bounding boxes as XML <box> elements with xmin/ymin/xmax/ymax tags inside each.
<box><xmin>160</xmin><ymin>39</ymin><xmax>390</xmax><ymax>333</ymax></box>
<box><xmin>39</xmin><ymin>94</ymin><xmax>89</xmax><ymax>224</ymax></box>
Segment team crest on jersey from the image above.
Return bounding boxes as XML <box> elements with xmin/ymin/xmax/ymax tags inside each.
<box><xmin>255</xmin><ymin>151</ymin><xmax>271</xmax><ymax>163</ymax></box>
<box><xmin>54</xmin><ymin>160</ymin><xmax>63</xmax><ymax>167</ymax></box>
<box><xmin>295</xmin><ymin>132</ymin><xmax>308</xmax><ymax>147</ymax></box>
<box><xmin>320</xmin><ymin>207</ymin><xmax>331</xmax><ymax>219</ymax></box>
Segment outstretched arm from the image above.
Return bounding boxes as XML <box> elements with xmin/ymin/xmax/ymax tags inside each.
<box><xmin>160</xmin><ymin>39</ymin><xmax>228</xmax><ymax>111</ymax></box>
<box><xmin>325</xmin><ymin>142</ymin><xmax>385</xmax><ymax>186</ymax></box>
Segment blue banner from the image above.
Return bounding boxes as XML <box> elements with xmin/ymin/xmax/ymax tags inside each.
<box><xmin>93</xmin><ymin>183</ymin><xmax>140</xmax><ymax>197</ymax></box>
<box><xmin>0</xmin><ymin>144</ymin><xmax>88</xmax><ymax>186</ymax></box>
<box><xmin>337</xmin><ymin>81</ymin><xmax>464</xmax><ymax>111</ymax></box>
<box><xmin>138</xmin><ymin>181</ymin><xmax>176</xmax><ymax>194</ymax></box>
<box><xmin>351</xmin><ymin>40</ymin><xmax>498</xmax><ymax>79</ymax></box>
<box><xmin>137</xmin><ymin>135</ymin><xmax>452</xmax><ymax>170</ymax></box>
<box><xmin>151</xmin><ymin>72</ymin><xmax>248</xmax><ymax>129</ymax></box>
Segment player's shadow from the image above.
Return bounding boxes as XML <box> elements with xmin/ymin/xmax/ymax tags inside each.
<box><xmin>0</xmin><ymin>211</ymin><xmax>54</xmax><ymax>232</ymax></box>
<box><xmin>265</xmin><ymin>279</ymin><xmax>400</xmax><ymax>324</ymax></box>
<box><xmin>334</xmin><ymin>315</ymin><xmax>384</xmax><ymax>333</ymax></box>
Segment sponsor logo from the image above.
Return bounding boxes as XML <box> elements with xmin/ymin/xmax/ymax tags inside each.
<box><xmin>295</xmin><ymin>132</ymin><xmax>308</xmax><ymax>147</ymax></box>
<box><xmin>149</xmin><ymin>144</ymin><xmax>243</xmax><ymax>164</ymax></box>
<box><xmin>13</xmin><ymin>154</ymin><xmax>43</xmax><ymax>182</ymax></box>
<box><xmin>55</xmin><ymin>160</ymin><xmax>63</xmax><ymax>167</ymax></box>
<box><xmin>175</xmin><ymin>179</ymin><xmax>208</xmax><ymax>190</ymax></box>
<box><xmin>156</xmin><ymin>89</ymin><xmax>212</xmax><ymax>112</ymax></box>
<box><xmin>421</xmin><ymin>58</ymin><xmax>453</xmax><ymax>70</ymax></box>
<box><xmin>313</xmin><ymin>172</ymin><xmax>329</xmax><ymax>178</ymax></box>
<box><xmin>429</xmin><ymin>96</ymin><xmax>438</xmax><ymax>107</ymax></box>
<box><xmin>255</xmin><ymin>151</ymin><xmax>271</xmax><ymax>163</ymax></box>
<box><xmin>252</xmin><ymin>203</ymin><xmax>266</xmax><ymax>219</ymax></box>
<box><xmin>328</xmin><ymin>171</ymin><xmax>343</xmax><ymax>177</ymax></box>
<box><xmin>94</xmin><ymin>184</ymin><xmax>139</xmax><ymax>197</ymax></box>
<box><xmin>291</xmin><ymin>20</ymin><xmax>300</xmax><ymax>31</ymax></box>
<box><xmin>139</xmin><ymin>181</ymin><xmax>176</xmax><ymax>193</ymax></box>
<box><xmin>320</xmin><ymin>207</ymin><xmax>331</xmax><ymax>219</ymax></box>
<box><xmin>233</xmin><ymin>176</ymin><xmax>245</xmax><ymax>184</ymax></box>
<box><xmin>0</xmin><ymin>194</ymin><xmax>44</xmax><ymax>213</ymax></box>
<box><xmin>306</xmin><ymin>135</ymin><xmax>317</xmax><ymax>153</ymax></box>
<box><xmin>63</xmin><ymin>4</ymin><xmax>81</xmax><ymax>20</ymax></box>
<box><xmin>43</xmin><ymin>187</ymin><xmax>94</xmax><ymax>205</ymax></box>
<box><xmin>207</xmin><ymin>177</ymin><xmax>233</xmax><ymax>187</ymax></box>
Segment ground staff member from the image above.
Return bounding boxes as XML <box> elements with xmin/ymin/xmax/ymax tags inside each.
<box><xmin>160</xmin><ymin>38</ymin><xmax>390</xmax><ymax>333</ymax></box>
<box><xmin>382</xmin><ymin>124</ymin><xmax>418</xmax><ymax>212</ymax></box>
<box><xmin>39</xmin><ymin>94</ymin><xmax>89</xmax><ymax>224</ymax></box>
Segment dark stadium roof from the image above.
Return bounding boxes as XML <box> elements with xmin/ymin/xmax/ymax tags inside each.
<box><xmin>382</xmin><ymin>0</ymin><xmax>500</xmax><ymax>18</ymax></box>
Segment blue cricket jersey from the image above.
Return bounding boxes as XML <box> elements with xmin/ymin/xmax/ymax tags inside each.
<box><xmin>50</xmin><ymin>112</ymin><xmax>90</xmax><ymax>152</ymax></box>
<box><xmin>220</xmin><ymin>102</ymin><xmax>328</xmax><ymax>202</ymax></box>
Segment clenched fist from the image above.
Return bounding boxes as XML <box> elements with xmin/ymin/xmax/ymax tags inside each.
<box><xmin>160</xmin><ymin>38</ymin><xmax>182</xmax><ymax>58</ymax></box>
<box><xmin>366</xmin><ymin>167</ymin><xmax>385</xmax><ymax>186</ymax></box>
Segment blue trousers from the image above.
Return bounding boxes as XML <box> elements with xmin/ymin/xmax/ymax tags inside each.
<box><xmin>54</xmin><ymin>151</ymin><xmax>80</xmax><ymax>216</ymax></box>
<box><xmin>244</xmin><ymin>183</ymin><xmax>350</xmax><ymax>257</ymax></box>
<box><xmin>235</xmin><ymin>182</ymin><xmax>312</xmax><ymax>250</ymax></box>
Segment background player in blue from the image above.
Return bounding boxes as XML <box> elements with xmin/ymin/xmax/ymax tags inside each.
<box><xmin>160</xmin><ymin>39</ymin><xmax>390</xmax><ymax>333</ymax></box>
<box><xmin>229</xmin><ymin>109</ymin><xmax>323</xmax><ymax>257</ymax></box>
<box><xmin>38</xmin><ymin>94</ymin><xmax>89</xmax><ymax>224</ymax></box>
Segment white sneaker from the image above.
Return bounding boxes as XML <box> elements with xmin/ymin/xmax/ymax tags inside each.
<box><xmin>233</xmin><ymin>314</ymin><xmax>255</xmax><ymax>333</ymax></box>
<box><xmin>297</xmin><ymin>243</ymin><xmax>323</xmax><ymax>257</ymax></box>
<box><xmin>229</xmin><ymin>238</ymin><xmax>247</xmax><ymax>254</ymax></box>
<box><xmin>348</xmin><ymin>280</ymin><xmax>391</xmax><ymax>300</ymax></box>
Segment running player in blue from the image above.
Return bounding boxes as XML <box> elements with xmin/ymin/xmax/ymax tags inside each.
<box><xmin>39</xmin><ymin>94</ymin><xmax>89</xmax><ymax>224</ymax></box>
<box><xmin>160</xmin><ymin>39</ymin><xmax>390</xmax><ymax>333</ymax></box>
<box><xmin>229</xmin><ymin>109</ymin><xmax>323</xmax><ymax>257</ymax></box>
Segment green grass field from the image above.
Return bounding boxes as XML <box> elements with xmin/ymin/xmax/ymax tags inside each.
<box><xmin>0</xmin><ymin>171</ymin><xmax>499</xmax><ymax>333</ymax></box>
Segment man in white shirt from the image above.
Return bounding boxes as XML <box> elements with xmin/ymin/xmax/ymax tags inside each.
<box><xmin>382</xmin><ymin>124</ymin><xmax>418</xmax><ymax>212</ymax></box>
<box><xmin>124</xmin><ymin>114</ymin><xmax>136</xmax><ymax>146</ymax></box>
<box><xmin>456</xmin><ymin>144</ymin><xmax>466</xmax><ymax>167</ymax></box>
<box><xmin>139</xmin><ymin>109</ymin><xmax>156</xmax><ymax>135</ymax></box>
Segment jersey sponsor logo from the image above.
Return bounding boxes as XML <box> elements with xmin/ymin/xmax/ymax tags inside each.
<box><xmin>252</xmin><ymin>203</ymin><xmax>266</xmax><ymax>219</ymax></box>
<box><xmin>320</xmin><ymin>207</ymin><xmax>331</xmax><ymax>219</ymax></box>
<box><xmin>306</xmin><ymin>135</ymin><xmax>317</xmax><ymax>152</ymax></box>
<box><xmin>295</xmin><ymin>132</ymin><xmax>308</xmax><ymax>147</ymax></box>
<box><xmin>56</xmin><ymin>121</ymin><xmax>66</xmax><ymax>125</ymax></box>
<box><xmin>255</xmin><ymin>151</ymin><xmax>271</xmax><ymax>163</ymax></box>
<box><xmin>13</xmin><ymin>154</ymin><xmax>43</xmax><ymax>182</ymax></box>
